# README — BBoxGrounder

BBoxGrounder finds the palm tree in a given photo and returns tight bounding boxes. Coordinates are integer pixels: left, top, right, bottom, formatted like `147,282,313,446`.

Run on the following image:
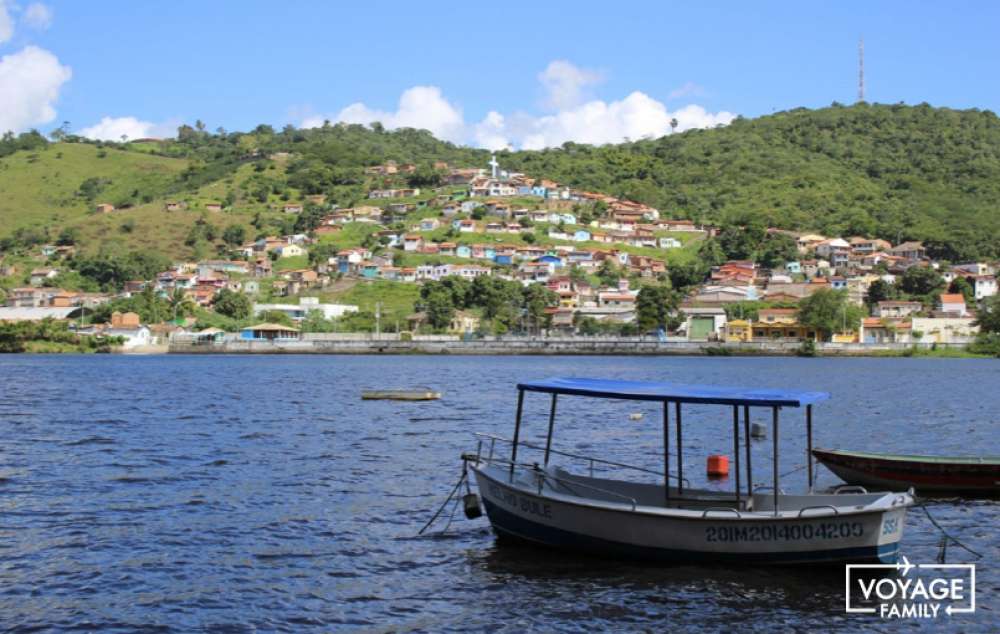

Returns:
169,288,196,322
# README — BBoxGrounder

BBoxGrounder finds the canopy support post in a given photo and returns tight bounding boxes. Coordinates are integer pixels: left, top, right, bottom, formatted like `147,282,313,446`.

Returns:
772,405,780,517
733,405,741,508
675,402,683,496
663,401,670,501
510,389,525,481
544,394,558,466
743,405,752,500
806,404,813,493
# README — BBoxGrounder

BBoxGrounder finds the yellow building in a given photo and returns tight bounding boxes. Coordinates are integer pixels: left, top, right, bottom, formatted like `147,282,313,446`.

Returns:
726,309,821,342
726,319,752,342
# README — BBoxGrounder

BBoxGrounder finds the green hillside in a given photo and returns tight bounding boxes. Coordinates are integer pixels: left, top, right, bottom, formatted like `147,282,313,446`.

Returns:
505,103,1000,260
1,103,1000,261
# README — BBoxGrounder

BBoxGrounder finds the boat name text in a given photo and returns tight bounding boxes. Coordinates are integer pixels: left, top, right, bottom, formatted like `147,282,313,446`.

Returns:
488,483,553,519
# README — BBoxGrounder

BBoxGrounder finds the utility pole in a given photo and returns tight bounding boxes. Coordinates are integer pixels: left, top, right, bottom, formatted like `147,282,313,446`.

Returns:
375,301,381,337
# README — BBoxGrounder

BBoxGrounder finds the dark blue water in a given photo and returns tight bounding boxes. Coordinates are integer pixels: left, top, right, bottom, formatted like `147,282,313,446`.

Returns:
0,355,996,632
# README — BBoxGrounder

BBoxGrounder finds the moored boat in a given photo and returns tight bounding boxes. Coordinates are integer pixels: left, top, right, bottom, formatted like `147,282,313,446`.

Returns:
361,389,441,401
813,448,1000,496
465,377,914,565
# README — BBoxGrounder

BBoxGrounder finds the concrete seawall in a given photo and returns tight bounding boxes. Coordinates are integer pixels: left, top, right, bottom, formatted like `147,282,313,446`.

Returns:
168,337,962,356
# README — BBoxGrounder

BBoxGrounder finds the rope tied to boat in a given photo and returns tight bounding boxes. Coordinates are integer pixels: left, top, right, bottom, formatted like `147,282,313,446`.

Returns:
917,502,983,561
418,461,470,536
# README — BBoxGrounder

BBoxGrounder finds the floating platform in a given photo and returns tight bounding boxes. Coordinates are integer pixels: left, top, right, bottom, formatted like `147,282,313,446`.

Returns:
361,390,441,401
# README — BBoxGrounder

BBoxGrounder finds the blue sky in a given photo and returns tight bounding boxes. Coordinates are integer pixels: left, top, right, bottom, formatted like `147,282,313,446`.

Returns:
2,1,999,148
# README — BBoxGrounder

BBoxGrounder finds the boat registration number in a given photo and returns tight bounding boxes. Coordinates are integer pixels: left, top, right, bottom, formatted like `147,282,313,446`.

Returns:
488,483,553,519
706,522,864,543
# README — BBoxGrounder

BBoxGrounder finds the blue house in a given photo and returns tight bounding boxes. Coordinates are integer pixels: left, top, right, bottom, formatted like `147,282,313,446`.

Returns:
494,254,513,265
456,245,472,258
786,261,802,274
537,254,565,269
574,229,592,242
483,247,496,260
531,185,548,198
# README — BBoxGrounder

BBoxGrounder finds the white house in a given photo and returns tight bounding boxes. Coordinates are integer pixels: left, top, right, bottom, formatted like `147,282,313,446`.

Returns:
974,275,997,300
105,325,152,350
276,244,306,258
253,298,358,321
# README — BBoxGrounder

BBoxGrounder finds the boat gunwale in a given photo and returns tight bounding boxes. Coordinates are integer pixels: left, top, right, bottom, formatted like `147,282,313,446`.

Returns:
473,462,910,523
814,448,1000,466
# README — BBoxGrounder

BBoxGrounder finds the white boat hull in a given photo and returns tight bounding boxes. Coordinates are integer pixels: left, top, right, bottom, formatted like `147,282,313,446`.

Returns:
473,465,909,565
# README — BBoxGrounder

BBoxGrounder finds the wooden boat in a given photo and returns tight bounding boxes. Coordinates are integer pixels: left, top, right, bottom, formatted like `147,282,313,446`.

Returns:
813,448,1000,495
361,389,441,401
464,377,913,565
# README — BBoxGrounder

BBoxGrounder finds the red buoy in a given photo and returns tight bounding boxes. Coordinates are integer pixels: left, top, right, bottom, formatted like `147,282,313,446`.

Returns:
707,454,729,477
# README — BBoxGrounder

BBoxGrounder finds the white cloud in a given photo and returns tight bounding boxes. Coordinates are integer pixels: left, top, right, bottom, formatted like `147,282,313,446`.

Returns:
23,3,53,30
299,61,735,149
0,1,13,44
538,60,603,110
477,94,735,150
0,45,71,133
79,116,161,141
78,116,180,141
304,85,466,143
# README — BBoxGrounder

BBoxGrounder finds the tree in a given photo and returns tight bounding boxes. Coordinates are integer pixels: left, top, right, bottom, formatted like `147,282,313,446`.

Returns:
213,289,252,320
407,163,444,188
222,224,247,247
757,233,798,269
422,286,455,330
717,222,766,260
697,238,727,267
899,266,944,297
974,295,1000,334
522,283,556,333
636,285,679,333
168,288,196,320
865,279,896,308
669,261,707,291
948,276,975,305
797,288,864,341
596,260,619,288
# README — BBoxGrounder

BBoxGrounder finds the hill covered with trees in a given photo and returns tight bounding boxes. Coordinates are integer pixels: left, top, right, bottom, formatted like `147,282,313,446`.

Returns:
2,102,1000,261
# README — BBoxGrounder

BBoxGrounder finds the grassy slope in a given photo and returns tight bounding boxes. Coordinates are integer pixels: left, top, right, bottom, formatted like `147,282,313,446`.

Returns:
0,142,187,235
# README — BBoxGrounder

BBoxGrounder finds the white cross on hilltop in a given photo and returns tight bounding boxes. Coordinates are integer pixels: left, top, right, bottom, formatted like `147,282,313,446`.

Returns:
489,154,499,179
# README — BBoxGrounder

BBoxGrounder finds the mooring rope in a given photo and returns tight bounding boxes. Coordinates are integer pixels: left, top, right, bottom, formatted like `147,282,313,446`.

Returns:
418,466,467,536
918,502,983,560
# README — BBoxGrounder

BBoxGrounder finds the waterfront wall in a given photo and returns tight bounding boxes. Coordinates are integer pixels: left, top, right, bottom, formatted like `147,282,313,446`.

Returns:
168,334,966,356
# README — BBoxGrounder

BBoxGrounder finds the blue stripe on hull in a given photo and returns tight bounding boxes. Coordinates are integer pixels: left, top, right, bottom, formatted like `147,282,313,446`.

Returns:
483,499,899,566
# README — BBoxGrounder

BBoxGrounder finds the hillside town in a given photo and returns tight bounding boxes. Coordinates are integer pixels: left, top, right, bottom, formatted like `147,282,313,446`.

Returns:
1,154,997,351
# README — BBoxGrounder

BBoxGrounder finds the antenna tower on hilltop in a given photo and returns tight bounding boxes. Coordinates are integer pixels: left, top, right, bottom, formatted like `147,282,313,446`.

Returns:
858,37,865,102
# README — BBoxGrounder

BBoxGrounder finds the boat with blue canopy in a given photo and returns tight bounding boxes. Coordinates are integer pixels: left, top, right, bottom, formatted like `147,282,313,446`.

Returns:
463,377,914,565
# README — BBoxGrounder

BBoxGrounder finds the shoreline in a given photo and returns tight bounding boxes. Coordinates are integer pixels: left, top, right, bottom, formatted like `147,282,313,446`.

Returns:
163,338,989,358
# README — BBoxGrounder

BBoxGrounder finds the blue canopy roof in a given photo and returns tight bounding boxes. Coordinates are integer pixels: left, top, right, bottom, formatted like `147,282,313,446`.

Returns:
517,377,829,408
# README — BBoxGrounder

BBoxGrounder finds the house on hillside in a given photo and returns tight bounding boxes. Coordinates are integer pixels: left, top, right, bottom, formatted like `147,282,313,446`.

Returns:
938,293,967,316
888,241,925,261
276,244,306,258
